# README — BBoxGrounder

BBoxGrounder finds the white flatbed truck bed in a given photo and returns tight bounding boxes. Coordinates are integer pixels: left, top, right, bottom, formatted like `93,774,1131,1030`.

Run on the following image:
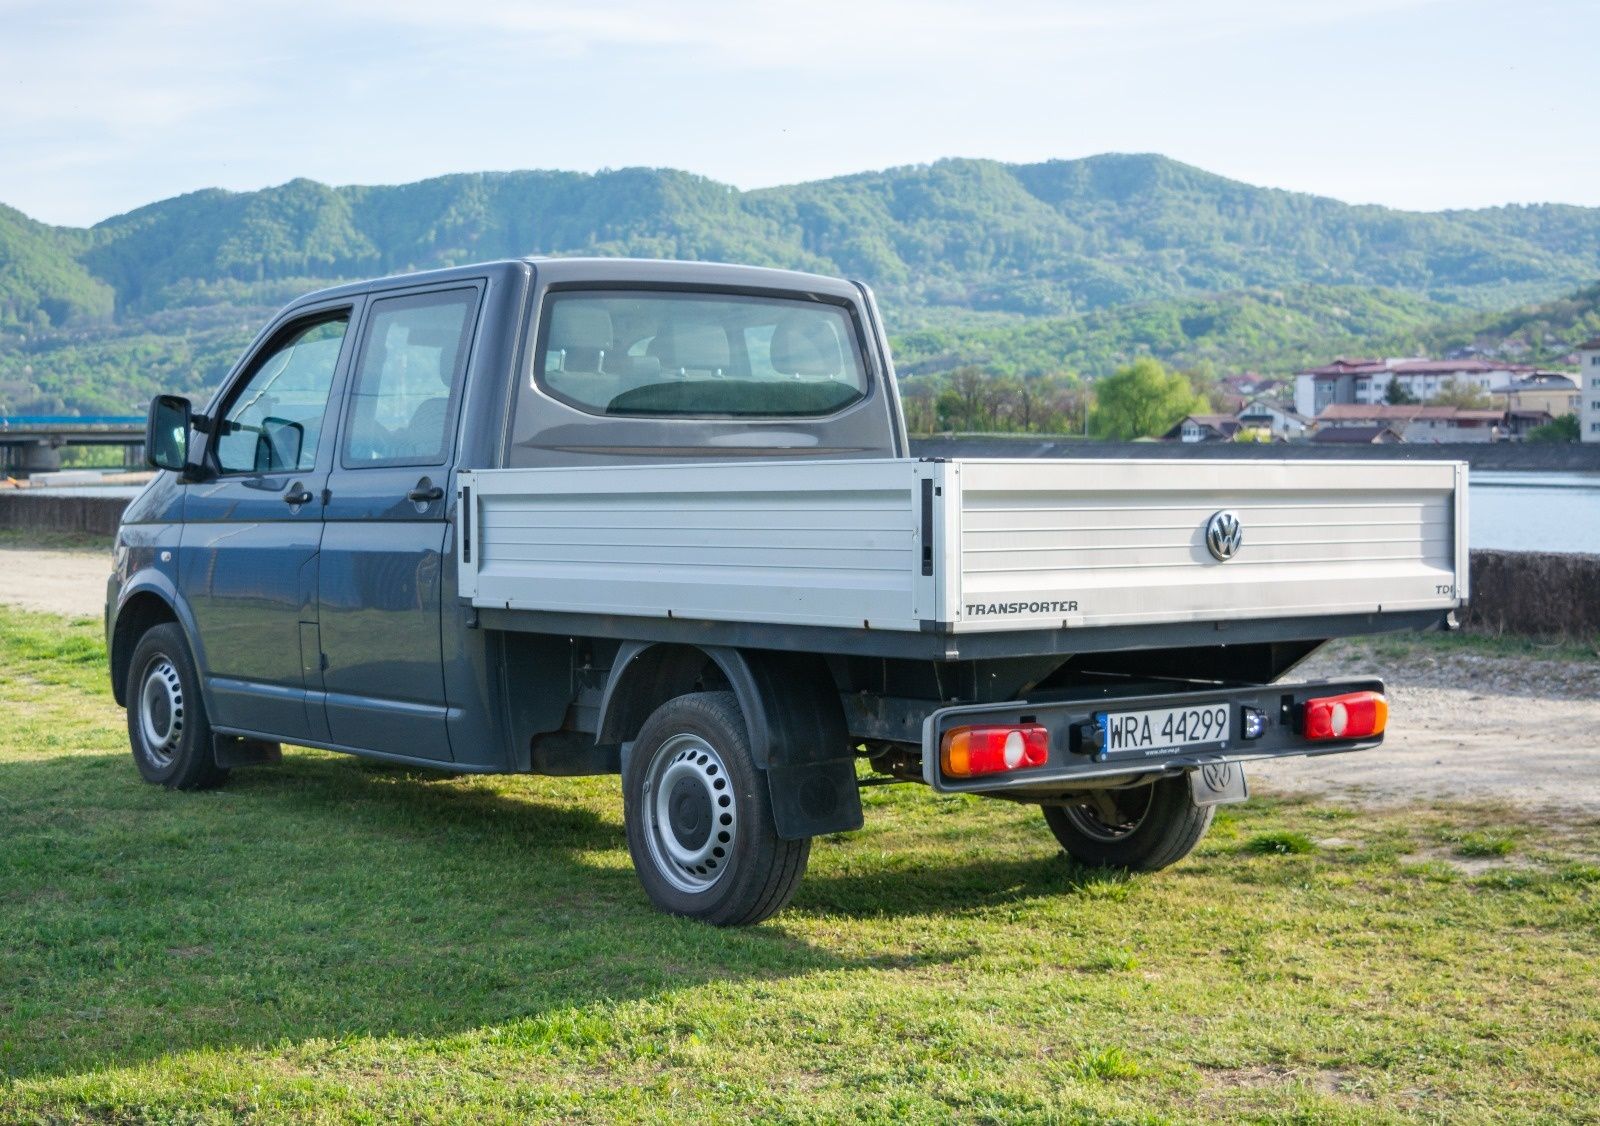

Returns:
458,456,1466,650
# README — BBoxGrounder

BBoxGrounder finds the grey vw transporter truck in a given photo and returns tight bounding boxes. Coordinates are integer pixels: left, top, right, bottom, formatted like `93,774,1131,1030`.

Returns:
110,258,1466,925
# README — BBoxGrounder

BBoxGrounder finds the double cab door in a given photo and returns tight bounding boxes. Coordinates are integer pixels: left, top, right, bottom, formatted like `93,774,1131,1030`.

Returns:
318,284,480,758
181,282,482,761
181,302,358,743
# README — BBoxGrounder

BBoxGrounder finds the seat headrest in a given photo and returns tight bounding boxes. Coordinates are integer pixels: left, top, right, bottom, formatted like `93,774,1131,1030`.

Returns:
652,320,730,371
548,303,614,352
770,315,845,376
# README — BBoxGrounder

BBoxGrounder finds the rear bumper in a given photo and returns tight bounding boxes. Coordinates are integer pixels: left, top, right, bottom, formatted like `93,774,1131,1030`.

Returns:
921,678,1385,795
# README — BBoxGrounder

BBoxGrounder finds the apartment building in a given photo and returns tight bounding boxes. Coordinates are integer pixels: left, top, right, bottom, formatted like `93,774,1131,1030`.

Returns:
1581,338,1600,442
1295,357,1533,417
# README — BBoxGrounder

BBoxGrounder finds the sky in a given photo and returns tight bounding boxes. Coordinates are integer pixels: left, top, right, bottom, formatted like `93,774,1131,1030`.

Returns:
2,0,1595,228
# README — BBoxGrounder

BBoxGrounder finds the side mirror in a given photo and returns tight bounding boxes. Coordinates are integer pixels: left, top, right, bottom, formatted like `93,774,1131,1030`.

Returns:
255,416,304,472
146,394,192,472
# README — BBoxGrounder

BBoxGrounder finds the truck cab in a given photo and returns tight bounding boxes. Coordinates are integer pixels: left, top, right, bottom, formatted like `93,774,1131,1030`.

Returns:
109,258,1463,925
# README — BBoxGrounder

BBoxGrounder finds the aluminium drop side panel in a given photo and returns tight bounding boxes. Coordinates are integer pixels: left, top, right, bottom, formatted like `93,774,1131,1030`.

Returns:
948,458,1464,634
458,455,1464,639
458,460,935,631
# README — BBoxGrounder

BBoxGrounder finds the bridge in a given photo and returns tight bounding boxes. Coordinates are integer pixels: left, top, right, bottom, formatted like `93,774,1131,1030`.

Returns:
0,416,146,475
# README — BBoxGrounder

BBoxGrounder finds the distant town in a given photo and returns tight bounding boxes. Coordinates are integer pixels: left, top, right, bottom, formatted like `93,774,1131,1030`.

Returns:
1165,337,1600,445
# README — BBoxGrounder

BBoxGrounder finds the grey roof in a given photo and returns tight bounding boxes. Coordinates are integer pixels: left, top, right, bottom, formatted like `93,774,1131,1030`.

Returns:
1491,373,1578,393
1311,425,1402,444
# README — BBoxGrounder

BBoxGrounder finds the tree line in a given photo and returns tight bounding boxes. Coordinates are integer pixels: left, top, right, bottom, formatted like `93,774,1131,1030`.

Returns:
900,356,1217,441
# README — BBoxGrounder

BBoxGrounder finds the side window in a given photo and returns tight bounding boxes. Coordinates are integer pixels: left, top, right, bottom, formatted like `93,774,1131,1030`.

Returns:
214,315,348,474
343,288,477,467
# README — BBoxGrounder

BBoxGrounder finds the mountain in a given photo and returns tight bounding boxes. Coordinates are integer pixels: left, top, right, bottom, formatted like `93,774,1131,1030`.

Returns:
0,204,113,328
3,153,1600,414
9,154,1600,327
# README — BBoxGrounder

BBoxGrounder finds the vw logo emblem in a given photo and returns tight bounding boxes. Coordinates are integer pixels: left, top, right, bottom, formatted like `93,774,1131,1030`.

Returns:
1201,761,1234,792
1205,510,1243,561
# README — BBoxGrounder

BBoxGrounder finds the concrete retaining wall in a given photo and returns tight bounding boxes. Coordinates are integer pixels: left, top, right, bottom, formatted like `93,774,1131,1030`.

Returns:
0,493,129,537
1466,550,1600,642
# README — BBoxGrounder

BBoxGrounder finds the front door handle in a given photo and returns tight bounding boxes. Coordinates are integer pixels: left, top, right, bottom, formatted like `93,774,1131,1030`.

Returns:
407,484,445,503
284,485,314,506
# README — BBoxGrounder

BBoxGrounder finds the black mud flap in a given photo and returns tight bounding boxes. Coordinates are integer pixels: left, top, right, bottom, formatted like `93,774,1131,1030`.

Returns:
728,649,863,840
765,758,864,840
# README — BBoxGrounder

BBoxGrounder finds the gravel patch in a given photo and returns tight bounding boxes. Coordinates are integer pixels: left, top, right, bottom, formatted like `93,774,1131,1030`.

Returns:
1256,638,1600,815
0,546,111,619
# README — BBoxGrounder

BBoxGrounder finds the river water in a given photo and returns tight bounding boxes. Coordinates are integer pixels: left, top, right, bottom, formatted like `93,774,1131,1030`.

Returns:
1470,472,1600,555
18,469,1600,555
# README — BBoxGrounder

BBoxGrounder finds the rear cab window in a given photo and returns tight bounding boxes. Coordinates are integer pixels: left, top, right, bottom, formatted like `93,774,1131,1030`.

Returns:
533,290,870,418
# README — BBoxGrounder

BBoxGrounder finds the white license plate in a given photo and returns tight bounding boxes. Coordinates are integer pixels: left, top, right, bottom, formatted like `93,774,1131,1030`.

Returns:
1100,703,1231,758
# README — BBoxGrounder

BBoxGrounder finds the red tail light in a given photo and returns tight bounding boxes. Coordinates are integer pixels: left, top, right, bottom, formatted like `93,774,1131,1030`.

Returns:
1302,691,1388,741
941,724,1050,777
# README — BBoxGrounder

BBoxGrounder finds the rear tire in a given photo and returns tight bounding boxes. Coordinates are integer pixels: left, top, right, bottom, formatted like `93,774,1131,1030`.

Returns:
623,691,809,926
1042,776,1212,871
125,623,228,791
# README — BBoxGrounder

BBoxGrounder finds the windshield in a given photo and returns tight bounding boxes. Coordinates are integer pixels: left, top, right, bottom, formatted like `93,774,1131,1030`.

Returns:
534,290,869,418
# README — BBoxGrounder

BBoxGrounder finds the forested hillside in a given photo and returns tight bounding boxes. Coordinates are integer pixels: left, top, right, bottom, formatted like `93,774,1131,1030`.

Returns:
891,284,1456,380
3,153,1599,415
0,206,112,328
895,281,1600,382
1411,280,1600,360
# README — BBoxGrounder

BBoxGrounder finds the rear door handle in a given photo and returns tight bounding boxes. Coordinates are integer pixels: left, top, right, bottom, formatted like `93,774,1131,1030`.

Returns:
408,485,444,503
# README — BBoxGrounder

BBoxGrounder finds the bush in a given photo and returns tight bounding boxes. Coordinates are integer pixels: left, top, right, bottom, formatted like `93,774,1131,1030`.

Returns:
1527,413,1579,443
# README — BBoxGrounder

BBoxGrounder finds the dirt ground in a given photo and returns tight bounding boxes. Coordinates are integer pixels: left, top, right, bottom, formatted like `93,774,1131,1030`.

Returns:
4,545,1596,815
1252,676,1600,816
0,545,112,618
1252,640,1600,815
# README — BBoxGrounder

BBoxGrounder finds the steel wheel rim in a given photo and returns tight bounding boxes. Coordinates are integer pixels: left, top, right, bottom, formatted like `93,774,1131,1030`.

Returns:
138,655,185,767
642,733,737,894
1062,786,1155,843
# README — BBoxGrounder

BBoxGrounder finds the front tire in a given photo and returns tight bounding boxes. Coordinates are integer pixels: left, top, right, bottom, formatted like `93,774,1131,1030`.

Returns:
1042,776,1213,871
623,692,809,926
125,623,228,791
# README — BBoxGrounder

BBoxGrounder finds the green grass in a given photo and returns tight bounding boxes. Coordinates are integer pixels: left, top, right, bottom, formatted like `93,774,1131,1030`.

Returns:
1441,830,1519,859
1243,830,1318,856
1,606,1598,1122
0,527,115,553
1356,628,1600,665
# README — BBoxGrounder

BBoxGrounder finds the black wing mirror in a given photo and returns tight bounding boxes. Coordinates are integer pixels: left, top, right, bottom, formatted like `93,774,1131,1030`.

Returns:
146,394,192,472
255,416,304,472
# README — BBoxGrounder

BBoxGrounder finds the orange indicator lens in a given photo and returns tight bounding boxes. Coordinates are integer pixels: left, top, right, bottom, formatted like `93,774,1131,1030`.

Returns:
940,724,1050,777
